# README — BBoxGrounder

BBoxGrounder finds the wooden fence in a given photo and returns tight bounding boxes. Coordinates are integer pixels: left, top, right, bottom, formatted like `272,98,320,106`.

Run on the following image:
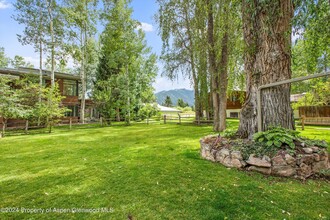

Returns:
299,106,330,127
299,106,330,117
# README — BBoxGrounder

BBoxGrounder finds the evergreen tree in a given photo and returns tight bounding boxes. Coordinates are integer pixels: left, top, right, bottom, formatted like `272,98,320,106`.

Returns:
163,96,173,107
0,47,10,67
93,0,157,124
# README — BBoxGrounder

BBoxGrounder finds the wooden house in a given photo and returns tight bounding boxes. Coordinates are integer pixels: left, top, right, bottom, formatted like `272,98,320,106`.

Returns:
0,67,82,128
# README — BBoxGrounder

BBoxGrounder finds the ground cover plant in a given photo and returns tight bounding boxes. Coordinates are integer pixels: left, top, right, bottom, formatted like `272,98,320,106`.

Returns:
0,120,329,219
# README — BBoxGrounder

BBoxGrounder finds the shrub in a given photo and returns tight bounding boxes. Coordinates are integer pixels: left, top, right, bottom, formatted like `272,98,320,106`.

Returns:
222,129,237,138
253,126,328,150
253,127,299,149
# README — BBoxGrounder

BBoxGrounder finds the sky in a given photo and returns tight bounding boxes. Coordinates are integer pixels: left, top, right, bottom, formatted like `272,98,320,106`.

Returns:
0,0,192,92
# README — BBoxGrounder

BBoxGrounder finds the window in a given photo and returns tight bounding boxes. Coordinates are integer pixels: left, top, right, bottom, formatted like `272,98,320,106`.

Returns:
63,80,77,96
230,112,239,118
65,105,79,117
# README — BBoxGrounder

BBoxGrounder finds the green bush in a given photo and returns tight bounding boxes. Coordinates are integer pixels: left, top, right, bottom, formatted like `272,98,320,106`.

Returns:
222,129,237,138
253,127,299,149
253,126,328,150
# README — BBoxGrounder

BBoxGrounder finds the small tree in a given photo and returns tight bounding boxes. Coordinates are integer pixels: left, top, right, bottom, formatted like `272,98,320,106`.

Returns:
139,103,159,124
163,96,173,107
35,84,68,133
177,98,188,108
292,80,330,110
0,47,10,68
0,77,31,137
11,55,34,68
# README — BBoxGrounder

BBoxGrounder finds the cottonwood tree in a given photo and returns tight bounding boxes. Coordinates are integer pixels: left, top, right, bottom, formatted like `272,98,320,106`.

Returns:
294,0,330,74
291,1,330,93
156,0,242,129
206,0,241,131
237,0,294,139
156,0,204,123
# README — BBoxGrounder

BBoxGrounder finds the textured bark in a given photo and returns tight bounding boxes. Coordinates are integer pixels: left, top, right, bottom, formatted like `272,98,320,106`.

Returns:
193,77,201,124
207,0,229,132
237,0,295,139
47,0,55,88
207,0,219,131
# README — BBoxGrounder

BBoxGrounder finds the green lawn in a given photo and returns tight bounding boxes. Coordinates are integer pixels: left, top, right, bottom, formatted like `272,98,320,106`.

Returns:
0,120,329,219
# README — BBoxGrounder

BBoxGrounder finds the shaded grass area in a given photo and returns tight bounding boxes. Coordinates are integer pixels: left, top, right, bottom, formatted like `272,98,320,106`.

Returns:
0,120,329,219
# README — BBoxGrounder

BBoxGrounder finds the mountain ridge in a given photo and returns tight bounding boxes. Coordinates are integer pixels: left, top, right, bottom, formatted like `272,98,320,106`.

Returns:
155,89,194,106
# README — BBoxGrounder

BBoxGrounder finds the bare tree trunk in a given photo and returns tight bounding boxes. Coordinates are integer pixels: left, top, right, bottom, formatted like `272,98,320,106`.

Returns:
116,107,121,122
80,29,86,124
218,31,229,131
2,119,7,137
237,0,294,139
47,0,55,89
207,0,221,131
39,1,43,97
193,83,201,124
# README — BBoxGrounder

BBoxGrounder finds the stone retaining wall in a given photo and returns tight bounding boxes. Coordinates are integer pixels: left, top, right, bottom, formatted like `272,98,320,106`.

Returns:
200,136,330,179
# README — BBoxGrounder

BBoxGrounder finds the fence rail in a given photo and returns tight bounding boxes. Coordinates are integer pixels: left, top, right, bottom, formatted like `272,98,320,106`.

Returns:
0,114,217,137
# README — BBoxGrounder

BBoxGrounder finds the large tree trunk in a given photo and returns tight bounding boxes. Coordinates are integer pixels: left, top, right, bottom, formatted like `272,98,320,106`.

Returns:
237,0,295,139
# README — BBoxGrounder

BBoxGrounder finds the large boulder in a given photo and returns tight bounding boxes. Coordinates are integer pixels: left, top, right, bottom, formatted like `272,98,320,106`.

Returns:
246,155,271,168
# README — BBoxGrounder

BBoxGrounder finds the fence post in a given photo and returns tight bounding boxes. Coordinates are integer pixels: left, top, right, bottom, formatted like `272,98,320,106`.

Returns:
69,118,72,130
178,113,181,124
164,115,166,124
301,115,305,131
100,117,103,126
25,120,29,134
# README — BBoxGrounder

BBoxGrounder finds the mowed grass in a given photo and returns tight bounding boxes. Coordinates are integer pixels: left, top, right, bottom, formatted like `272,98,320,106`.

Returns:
0,120,329,219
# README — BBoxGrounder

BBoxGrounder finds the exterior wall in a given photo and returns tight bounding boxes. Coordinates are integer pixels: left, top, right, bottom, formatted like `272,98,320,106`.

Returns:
227,91,246,110
293,110,299,119
226,109,241,118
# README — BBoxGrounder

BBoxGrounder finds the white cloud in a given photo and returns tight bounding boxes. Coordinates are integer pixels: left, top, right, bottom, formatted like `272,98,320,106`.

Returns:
22,56,43,68
0,0,11,9
136,22,154,32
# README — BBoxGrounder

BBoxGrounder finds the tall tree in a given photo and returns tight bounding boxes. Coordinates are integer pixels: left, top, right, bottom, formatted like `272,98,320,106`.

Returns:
156,0,204,123
13,0,47,89
61,0,98,123
163,96,173,107
293,0,330,73
237,0,294,139
94,0,157,124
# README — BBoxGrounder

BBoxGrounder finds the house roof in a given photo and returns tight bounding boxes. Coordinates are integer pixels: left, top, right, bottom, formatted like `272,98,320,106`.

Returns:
0,67,80,81
157,104,182,112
